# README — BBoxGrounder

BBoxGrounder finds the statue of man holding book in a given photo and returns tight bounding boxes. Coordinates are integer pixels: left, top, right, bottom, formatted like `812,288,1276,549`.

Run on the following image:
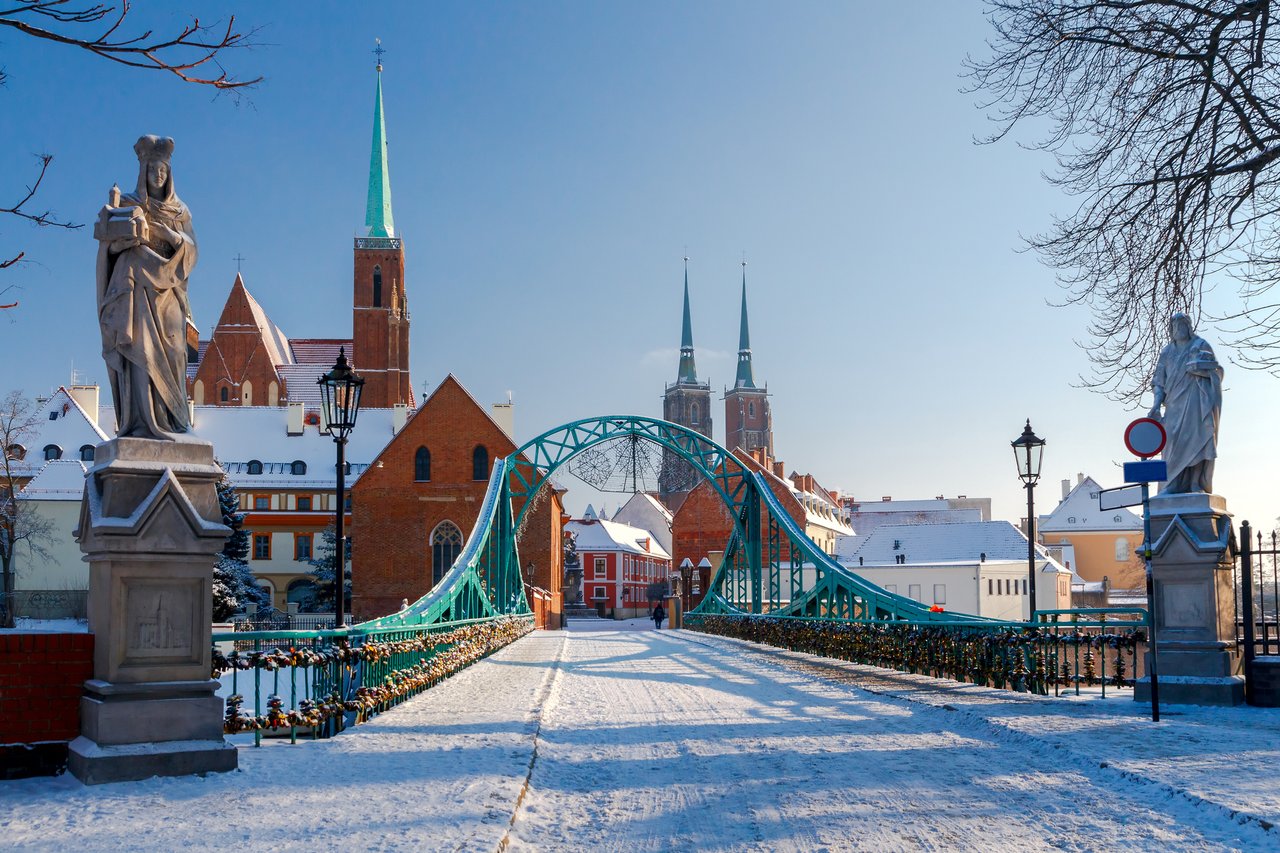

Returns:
1147,312,1223,494
94,135,198,440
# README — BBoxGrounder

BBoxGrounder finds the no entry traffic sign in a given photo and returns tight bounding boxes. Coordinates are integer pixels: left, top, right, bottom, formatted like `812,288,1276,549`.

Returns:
1124,417,1166,459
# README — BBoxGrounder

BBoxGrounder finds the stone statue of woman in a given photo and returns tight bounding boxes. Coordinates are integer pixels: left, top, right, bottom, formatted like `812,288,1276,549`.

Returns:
1147,312,1223,494
94,135,197,440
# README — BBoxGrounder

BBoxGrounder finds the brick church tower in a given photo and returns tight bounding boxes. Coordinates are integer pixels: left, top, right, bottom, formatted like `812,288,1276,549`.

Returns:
723,263,772,456
659,260,712,505
352,56,413,409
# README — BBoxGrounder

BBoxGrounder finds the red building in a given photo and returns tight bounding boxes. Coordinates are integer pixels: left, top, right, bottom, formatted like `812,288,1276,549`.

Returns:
351,375,566,623
565,517,671,619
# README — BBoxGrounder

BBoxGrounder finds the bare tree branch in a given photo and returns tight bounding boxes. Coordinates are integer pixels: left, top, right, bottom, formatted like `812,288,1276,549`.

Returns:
0,1,261,90
967,0,1280,402
2,154,79,229
0,389,57,626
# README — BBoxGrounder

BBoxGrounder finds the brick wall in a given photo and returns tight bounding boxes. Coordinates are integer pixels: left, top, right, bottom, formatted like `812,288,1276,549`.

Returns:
352,375,564,622
0,632,92,745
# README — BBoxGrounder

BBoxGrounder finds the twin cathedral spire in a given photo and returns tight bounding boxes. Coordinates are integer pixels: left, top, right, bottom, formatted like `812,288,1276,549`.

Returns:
659,260,774,504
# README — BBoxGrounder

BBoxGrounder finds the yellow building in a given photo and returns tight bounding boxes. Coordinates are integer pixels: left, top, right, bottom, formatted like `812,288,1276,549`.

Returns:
1038,475,1145,589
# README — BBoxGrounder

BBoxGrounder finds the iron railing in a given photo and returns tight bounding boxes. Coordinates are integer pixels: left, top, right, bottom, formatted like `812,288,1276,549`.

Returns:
686,606,1148,697
212,614,533,746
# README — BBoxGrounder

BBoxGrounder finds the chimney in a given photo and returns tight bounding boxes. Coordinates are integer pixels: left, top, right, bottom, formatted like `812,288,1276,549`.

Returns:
69,385,99,427
1061,479,1071,500
392,402,409,435
772,461,785,478
491,399,515,439
1077,472,1084,485
882,496,892,502
287,401,305,435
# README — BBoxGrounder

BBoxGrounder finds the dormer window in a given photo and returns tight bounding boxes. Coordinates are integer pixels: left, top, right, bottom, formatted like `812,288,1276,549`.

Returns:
79,445,95,462
290,460,307,476
43,444,62,461
5,444,25,461
247,460,263,475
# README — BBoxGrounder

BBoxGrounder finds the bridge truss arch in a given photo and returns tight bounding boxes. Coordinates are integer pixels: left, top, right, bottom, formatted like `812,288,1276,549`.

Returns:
362,416,984,633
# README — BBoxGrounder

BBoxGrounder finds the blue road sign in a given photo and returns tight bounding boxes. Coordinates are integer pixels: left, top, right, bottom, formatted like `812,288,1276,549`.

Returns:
1123,459,1167,483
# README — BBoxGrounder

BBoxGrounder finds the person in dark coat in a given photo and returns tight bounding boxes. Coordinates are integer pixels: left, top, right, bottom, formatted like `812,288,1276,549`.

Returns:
652,603,665,630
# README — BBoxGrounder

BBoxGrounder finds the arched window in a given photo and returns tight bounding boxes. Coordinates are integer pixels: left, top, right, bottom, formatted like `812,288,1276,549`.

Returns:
414,446,431,481
287,579,317,612
690,403,699,425
193,380,205,405
472,445,489,481
290,460,307,476
431,521,463,586
79,445,95,462
373,265,383,307
247,460,263,475
6,444,26,461
241,380,253,406
748,401,755,417
43,444,62,461
220,386,229,402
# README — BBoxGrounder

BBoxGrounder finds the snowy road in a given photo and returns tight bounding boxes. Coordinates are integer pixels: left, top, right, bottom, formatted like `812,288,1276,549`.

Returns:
5,621,1280,851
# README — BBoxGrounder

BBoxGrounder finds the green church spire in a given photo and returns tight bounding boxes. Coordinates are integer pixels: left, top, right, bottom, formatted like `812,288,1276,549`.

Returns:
735,261,756,389
365,43,395,239
677,257,698,384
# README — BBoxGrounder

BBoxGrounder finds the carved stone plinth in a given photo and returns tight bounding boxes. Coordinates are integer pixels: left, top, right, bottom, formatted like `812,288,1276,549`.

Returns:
1134,493,1245,707
68,437,236,784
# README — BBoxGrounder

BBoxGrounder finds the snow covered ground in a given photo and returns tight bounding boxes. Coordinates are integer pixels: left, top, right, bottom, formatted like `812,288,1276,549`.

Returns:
4,619,1279,851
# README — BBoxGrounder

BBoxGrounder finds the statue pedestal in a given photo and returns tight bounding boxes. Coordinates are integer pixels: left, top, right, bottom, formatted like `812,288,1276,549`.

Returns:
68,437,236,784
1134,492,1245,707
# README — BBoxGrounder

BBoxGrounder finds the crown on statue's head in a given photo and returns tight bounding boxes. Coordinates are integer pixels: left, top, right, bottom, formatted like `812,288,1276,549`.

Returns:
133,135,175,162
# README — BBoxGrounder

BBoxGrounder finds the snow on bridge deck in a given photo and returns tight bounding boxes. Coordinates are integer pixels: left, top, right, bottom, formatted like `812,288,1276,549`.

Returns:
6,622,1279,851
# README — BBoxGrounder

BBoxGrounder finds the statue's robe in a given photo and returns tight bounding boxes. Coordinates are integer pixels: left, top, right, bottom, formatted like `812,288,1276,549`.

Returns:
95,170,196,440
1152,334,1222,494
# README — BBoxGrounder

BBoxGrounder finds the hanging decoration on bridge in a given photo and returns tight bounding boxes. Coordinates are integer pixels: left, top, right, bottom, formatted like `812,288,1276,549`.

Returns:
564,434,667,493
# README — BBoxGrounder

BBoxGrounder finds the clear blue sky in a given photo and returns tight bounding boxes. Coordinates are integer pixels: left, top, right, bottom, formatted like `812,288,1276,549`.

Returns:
1,1,1275,529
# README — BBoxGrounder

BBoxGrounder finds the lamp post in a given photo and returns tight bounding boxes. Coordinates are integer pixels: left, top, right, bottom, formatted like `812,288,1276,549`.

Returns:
679,557,693,614
318,347,364,629
1011,419,1045,621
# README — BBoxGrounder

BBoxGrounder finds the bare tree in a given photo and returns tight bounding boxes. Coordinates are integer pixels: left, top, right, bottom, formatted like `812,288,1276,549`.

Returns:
967,1,1280,402
0,391,57,627
1,1,260,309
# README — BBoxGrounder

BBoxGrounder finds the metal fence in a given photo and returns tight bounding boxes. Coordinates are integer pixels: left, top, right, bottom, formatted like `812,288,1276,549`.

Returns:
1236,521,1280,661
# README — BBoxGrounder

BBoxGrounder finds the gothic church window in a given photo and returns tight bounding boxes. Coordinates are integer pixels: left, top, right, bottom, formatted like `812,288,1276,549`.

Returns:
373,265,383,307
691,403,699,425
748,401,755,417
473,445,489,481
220,386,229,402
415,447,431,481
431,521,463,585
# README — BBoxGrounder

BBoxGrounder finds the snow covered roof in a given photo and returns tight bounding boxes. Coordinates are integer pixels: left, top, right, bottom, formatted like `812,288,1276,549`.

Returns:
188,404,399,489
565,518,671,560
17,459,88,500
1039,475,1142,533
239,280,294,369
846,499,952,513
847,520,1068,573
6,388,109,481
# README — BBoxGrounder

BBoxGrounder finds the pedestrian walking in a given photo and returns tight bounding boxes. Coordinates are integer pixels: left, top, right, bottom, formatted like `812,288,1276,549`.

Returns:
652,603,665,630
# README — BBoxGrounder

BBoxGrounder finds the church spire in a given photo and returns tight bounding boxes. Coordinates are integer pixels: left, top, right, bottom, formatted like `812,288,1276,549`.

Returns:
365,40,395,239
734,261,755,389
677,257,698,384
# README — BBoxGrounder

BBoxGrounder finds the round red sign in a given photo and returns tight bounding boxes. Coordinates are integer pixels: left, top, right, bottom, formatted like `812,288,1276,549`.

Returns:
1124,417,1166,459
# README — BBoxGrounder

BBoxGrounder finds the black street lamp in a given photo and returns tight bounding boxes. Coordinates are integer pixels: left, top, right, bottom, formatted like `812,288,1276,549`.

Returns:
318,347,364,628
1011,419,1045,621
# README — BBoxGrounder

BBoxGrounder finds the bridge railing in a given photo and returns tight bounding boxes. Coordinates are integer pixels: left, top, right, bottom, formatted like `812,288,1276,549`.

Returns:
686,607,1148,697
211,614,533,746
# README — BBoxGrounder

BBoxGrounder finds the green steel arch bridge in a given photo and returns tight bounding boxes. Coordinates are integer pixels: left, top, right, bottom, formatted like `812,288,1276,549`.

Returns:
360,415,976,631
215,416,1149,742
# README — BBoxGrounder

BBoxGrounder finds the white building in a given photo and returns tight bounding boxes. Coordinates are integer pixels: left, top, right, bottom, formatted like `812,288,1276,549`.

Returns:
841,520,1072,620
612,492,674,555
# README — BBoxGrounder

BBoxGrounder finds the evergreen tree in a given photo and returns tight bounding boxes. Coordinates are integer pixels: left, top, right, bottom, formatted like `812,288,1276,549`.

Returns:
307,524,351,613
212,471,269,621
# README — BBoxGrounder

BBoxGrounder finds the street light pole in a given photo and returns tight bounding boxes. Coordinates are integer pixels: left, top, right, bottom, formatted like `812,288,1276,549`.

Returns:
318,347,364,629
1011,419,1046,622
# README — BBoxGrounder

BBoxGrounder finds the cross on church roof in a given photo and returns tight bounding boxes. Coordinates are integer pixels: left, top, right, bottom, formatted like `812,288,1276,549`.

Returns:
373,38,386,70
233,253,246,272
